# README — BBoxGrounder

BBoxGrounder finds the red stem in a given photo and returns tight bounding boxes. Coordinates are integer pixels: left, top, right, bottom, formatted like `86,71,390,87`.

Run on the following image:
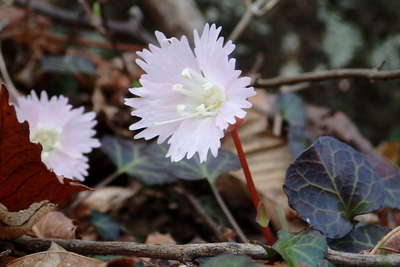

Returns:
230,128,276,245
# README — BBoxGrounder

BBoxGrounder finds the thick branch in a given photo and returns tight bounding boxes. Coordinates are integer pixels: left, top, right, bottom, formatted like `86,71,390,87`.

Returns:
12,237,400,266
13,237,267,263
255,69,400,88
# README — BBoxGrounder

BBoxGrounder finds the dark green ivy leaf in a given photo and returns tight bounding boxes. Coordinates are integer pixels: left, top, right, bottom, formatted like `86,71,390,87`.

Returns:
277,92,306,127
273,230,328,267
90,210,121,241
200,254,260,267
328,223,390,253
367,154,400,209
146,142,241,184
101,136,177,185
284,136,384,238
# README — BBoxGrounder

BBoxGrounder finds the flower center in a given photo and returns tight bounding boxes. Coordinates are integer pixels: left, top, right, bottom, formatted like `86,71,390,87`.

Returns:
155,68,225,125
31,128,61,158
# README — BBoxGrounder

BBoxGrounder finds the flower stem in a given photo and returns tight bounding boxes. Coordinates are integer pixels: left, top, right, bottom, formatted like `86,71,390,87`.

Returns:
208,180,248,243
230,128,276,245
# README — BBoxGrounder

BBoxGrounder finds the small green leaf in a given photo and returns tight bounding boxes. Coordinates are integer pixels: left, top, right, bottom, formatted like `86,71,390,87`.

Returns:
273,230,328,267
329,223,391,253
92,2,101,18
256,202,270,227
101,136,177,185
201,254,260,267
277,92,306,127
146,142,241,184
284,136,384,238
90,210,120,241
132,80,142,88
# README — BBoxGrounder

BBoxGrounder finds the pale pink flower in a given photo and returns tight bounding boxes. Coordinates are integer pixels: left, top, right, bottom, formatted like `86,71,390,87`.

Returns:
15,91,100,181
125,24,255,162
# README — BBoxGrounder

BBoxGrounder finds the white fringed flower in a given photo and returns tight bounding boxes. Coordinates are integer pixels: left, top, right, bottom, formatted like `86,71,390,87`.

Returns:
125,24,255,162
15,91,100,181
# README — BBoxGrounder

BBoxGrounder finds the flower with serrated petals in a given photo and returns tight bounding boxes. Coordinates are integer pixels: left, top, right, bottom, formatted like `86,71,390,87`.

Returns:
125,24,255,162
15,91,100,181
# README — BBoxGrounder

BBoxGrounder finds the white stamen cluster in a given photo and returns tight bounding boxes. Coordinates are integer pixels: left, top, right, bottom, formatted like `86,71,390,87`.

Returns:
156,68,225,125
31,127,61,159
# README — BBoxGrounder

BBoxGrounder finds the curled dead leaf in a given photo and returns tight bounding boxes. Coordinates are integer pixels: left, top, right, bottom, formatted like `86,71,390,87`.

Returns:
32,211,77,239
0,201,55,240
75,186,137,219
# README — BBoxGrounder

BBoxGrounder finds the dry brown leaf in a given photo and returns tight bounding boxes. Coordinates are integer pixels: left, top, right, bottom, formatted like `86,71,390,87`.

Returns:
145,232,176,245
0,201,55,240
370,225,400,254
75,187,136,219
7,249,105,267
32,211,77,239
223,90,304,231
307,106,376,155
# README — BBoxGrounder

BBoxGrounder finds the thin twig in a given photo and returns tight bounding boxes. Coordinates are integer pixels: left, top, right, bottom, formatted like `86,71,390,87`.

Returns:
208,181,248,243
77,0,106,34
229,0,280,42
174,185,226,242
12,236,400,266
255,68,400,88
0,42,20,102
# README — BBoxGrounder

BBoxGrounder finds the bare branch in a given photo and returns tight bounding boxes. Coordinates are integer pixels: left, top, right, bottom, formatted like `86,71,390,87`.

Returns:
229,0,281,42
14,237,268,263
255,69,400,88
12,236,400,266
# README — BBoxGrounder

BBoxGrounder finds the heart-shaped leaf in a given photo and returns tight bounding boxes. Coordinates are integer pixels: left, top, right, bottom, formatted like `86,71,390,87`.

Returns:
284,136,384,238
328,223,390,253
101,136,177,185
273,230,328,267
0,85,89,212
367,154,400,209
146,142,241,184
200,254,260,267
